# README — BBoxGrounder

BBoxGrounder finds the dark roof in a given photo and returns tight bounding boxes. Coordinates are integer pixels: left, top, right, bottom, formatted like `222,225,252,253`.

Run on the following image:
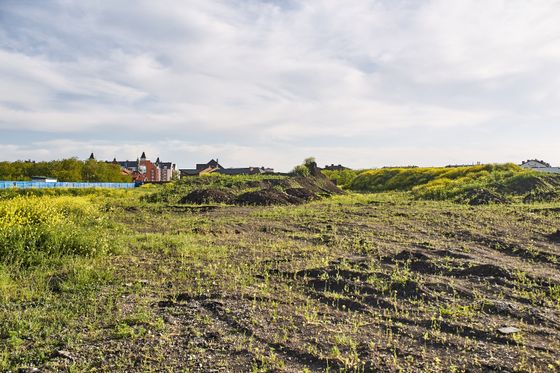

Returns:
89,153,95,160
216,167,272,175
179,169,200,176
118,160,139,169
323,164,349,171
159,162,173,168
140,152,146,160
196,159,223,170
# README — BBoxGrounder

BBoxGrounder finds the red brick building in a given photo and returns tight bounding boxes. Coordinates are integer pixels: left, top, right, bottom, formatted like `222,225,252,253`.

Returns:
138,152,160,182
113,152,176,182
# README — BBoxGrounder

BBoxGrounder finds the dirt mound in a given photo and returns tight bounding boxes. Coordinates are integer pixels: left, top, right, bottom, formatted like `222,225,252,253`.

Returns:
501,175,550,195
462,189,509,205
294,176,344,196
235,188,302,206
177,175,343,206
523,190,560,204
245,179,292,189
179,189,235,204
285,187,319,201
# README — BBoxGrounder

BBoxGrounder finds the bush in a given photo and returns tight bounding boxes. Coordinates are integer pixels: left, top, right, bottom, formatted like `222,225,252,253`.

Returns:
292,164,310,177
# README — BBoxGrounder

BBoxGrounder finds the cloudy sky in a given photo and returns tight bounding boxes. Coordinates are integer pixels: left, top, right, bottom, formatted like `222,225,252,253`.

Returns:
1,0,559,170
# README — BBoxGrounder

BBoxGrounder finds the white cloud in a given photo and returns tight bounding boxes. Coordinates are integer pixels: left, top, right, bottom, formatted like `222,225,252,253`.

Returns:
1,0,560,169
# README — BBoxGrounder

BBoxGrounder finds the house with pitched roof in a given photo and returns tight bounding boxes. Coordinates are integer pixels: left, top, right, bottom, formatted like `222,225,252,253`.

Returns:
180,159,223,177
113,152,175,182
520,159,560,174
180,159,274,177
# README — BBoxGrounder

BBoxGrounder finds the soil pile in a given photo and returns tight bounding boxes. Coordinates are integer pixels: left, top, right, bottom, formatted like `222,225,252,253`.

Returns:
179,189,235,204
235,188,302,206
245,179,292,189
175,171,343,206
500,175,551,195
294,176,343,195
523,190,560,203
462,188,509,205
285,187,319,201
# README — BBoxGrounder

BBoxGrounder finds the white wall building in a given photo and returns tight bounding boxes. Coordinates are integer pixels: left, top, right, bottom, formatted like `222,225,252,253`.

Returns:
520,159,560,174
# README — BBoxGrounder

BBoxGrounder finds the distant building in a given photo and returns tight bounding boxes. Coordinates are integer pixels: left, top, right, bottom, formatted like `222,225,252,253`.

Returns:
113,152,175,182
323,164,349,171
180,159,274,177
196,159,223,171
155,157,176,181
180,159,223,177
520,159,560,173
138,152,160,182
216,167,274,175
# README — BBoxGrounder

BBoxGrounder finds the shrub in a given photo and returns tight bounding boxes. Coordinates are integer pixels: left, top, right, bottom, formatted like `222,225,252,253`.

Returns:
292,164,310,177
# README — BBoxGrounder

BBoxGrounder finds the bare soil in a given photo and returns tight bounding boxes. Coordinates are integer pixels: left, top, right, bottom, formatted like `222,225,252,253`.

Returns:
179,188,236,204
36,194,560,372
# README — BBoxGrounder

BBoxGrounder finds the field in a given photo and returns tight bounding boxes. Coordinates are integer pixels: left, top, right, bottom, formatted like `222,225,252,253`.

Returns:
1,175,560,372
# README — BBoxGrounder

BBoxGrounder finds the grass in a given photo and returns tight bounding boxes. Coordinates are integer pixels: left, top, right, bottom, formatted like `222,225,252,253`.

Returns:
349,163,522,193
1,178,560,371
334,163,560,204
0,195,117,267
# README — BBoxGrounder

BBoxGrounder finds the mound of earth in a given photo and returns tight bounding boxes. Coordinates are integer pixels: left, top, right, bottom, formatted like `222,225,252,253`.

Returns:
462,188,509,205
235,188,302,206
179,189,235,204
293,176,344,196
500,175,551,195
523,190,560,204
285,187,319,201
245,179,292,189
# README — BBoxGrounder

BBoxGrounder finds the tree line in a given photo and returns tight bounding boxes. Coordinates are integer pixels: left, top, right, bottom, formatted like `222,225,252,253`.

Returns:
0,158,132,182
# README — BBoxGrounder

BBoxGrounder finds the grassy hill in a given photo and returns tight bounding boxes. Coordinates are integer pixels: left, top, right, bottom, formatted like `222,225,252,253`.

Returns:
326,164,560,204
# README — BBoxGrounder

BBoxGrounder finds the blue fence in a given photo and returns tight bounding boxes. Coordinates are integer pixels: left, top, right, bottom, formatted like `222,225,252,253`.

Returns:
0,181,137,189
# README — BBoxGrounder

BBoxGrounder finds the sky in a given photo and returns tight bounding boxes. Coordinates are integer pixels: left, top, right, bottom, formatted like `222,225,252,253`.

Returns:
1,0,560,171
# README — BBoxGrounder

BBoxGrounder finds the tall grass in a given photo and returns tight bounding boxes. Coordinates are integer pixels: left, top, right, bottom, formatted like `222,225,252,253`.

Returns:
349,164,526,198
322,169,363,188
0,196,114,267
0,187,132,200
